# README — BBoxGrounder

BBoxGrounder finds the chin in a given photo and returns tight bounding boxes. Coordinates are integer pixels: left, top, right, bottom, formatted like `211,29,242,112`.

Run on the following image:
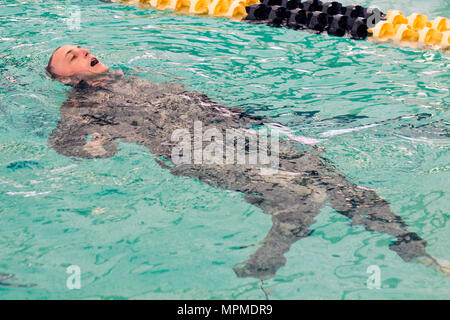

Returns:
98,67,109,74
91,63,109,74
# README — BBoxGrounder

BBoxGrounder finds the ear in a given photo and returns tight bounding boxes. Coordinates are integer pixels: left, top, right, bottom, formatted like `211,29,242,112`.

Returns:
58,76,79,86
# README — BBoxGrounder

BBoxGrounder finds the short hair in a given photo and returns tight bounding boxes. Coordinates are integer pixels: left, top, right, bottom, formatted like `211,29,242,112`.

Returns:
45,46,61,79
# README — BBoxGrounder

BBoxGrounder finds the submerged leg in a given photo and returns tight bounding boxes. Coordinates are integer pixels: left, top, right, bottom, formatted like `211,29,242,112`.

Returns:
232,170,327,279
324,172,450,276
233,208,320,280
167,151,330,280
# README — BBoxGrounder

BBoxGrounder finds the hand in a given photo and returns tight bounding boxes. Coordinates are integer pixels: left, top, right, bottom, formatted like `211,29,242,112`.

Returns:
82,132,109,157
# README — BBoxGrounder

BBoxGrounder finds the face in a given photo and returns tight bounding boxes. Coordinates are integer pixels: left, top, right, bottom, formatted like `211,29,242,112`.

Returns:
49,45,109,78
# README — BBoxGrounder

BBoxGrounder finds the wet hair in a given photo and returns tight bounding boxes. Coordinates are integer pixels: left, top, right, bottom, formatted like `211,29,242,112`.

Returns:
45,46,61,79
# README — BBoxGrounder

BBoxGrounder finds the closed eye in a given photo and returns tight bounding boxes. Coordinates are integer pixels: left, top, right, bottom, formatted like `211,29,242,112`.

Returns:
71,55,77,61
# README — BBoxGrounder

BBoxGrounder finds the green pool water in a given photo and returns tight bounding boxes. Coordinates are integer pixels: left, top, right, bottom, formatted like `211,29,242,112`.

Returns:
0,0,449,299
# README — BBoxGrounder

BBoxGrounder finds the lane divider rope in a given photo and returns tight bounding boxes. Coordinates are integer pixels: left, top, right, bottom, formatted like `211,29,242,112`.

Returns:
368,11,449,50
111,0,450,51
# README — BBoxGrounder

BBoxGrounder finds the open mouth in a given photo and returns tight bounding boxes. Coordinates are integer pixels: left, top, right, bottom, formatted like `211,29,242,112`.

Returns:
90,57,99,67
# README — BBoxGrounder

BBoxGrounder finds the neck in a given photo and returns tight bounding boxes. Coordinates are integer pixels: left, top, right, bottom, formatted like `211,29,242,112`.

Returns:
59,70,118,87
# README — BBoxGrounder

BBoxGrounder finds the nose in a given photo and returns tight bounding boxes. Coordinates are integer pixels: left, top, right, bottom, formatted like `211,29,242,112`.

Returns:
76,47,91,58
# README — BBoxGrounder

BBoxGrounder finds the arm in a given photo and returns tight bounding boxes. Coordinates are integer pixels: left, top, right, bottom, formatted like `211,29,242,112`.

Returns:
48,101,119,159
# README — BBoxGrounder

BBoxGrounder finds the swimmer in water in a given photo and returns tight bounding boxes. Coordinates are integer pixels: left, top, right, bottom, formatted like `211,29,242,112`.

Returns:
45,45,450,279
